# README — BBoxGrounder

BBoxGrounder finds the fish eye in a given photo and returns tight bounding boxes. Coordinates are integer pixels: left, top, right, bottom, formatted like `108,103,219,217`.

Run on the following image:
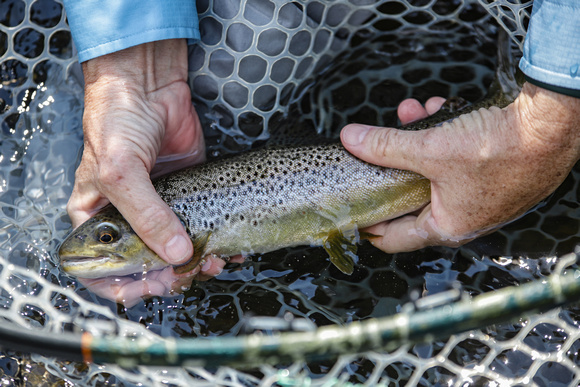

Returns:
96,222,120,244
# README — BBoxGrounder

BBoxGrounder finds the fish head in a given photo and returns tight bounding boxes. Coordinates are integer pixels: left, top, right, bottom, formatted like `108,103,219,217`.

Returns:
58,205,168,278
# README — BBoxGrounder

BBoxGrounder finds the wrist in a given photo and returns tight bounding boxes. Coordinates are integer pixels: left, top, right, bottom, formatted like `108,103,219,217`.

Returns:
81,39,188,93
514,82,580,161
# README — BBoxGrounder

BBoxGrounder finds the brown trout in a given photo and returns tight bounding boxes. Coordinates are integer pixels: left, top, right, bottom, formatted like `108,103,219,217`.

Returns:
58,143,430,278
59,34,521,279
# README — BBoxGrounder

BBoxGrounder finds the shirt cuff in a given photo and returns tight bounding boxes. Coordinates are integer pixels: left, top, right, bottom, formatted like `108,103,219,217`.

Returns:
519,0,580,92
63,0,200,63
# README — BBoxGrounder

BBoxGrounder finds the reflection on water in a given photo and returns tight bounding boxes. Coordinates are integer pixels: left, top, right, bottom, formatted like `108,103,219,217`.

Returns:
2,0,580,385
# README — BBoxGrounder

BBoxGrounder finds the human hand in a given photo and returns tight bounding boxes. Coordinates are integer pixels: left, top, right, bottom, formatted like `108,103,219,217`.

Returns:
67,39,240,305
77,255,244,307
341,83,580,252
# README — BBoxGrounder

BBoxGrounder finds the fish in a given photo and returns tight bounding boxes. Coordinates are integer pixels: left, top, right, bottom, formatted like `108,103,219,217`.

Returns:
59,32,522,279
58,143,431,278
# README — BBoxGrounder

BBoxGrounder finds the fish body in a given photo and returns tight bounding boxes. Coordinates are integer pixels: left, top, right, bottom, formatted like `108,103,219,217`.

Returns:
159,142,430,264
59,143,430,278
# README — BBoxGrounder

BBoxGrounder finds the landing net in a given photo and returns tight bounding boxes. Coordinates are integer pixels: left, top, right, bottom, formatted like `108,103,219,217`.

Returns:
6,1,580,386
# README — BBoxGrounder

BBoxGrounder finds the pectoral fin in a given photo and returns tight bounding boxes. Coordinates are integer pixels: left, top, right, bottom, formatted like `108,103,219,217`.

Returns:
359,230,381,241
173,231,212,274
322,229,358,275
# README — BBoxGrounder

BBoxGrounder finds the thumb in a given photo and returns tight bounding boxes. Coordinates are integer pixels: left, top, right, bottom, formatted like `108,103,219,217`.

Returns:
340,124,426,173
104,171,193,266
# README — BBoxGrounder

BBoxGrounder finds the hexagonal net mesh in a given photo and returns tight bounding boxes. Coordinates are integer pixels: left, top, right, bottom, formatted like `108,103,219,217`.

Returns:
7,1,580,386
191,0,532,155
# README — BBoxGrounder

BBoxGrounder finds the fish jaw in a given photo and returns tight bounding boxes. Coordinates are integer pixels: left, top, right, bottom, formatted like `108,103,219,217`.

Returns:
59,252,168,278
58,205,169,278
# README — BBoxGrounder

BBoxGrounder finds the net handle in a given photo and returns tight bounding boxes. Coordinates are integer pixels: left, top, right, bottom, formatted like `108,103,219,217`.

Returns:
4,254,578,368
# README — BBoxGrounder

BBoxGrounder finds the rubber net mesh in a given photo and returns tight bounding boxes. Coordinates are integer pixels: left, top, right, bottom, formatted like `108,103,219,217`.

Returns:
6,0,580,386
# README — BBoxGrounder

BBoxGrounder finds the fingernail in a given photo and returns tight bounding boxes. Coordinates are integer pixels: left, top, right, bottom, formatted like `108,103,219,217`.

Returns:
202,259,212,272
165,235,192,264
342,125,370,146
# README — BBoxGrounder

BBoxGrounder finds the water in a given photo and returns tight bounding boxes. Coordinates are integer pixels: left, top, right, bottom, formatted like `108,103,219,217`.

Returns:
3,0,580,385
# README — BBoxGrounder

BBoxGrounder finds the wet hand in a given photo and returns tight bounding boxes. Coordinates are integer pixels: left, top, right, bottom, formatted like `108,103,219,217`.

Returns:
78,255,245,307
67,39,210,304
341,84,580,253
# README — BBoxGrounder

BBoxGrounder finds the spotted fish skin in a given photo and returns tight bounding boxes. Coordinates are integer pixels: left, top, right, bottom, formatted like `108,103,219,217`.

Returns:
154,142,430,259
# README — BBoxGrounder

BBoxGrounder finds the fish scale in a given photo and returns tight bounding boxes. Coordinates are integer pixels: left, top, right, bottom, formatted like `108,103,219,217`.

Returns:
58,142,431,279
154,142,431,260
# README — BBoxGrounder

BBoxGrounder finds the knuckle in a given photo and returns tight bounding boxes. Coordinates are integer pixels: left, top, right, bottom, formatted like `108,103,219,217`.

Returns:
97,164,125,187
370,129,396,159
95,150,138,187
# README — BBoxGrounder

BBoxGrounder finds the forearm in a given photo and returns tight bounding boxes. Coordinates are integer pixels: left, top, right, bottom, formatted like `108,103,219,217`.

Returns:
82,39,189,96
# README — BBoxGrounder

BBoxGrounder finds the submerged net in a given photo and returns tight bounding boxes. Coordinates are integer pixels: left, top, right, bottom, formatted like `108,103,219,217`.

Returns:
7,0,580,386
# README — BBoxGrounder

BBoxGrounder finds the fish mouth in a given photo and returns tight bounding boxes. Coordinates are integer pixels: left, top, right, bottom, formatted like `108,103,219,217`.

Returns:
60,255,110,264
59,254,128,266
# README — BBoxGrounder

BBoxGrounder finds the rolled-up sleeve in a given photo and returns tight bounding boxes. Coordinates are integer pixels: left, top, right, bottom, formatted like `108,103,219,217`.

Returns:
519,0,580,94
63,0,200,63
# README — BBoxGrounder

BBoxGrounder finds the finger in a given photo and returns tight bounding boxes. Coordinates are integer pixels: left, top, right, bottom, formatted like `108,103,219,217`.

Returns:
425,97,446,115
78,276,164,308
196,255,226,281
99,165,193,265
340,124,427,173
153,266,196,294
397,99,429,125
195,255,245,281
67,191,110,228
67,163,112,228
362,204,472,253
115,280,168,307
80,266,194,307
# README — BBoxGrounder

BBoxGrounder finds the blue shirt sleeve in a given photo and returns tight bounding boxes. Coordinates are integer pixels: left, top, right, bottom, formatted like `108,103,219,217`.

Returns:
62,0,200,63
519,0,580,93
